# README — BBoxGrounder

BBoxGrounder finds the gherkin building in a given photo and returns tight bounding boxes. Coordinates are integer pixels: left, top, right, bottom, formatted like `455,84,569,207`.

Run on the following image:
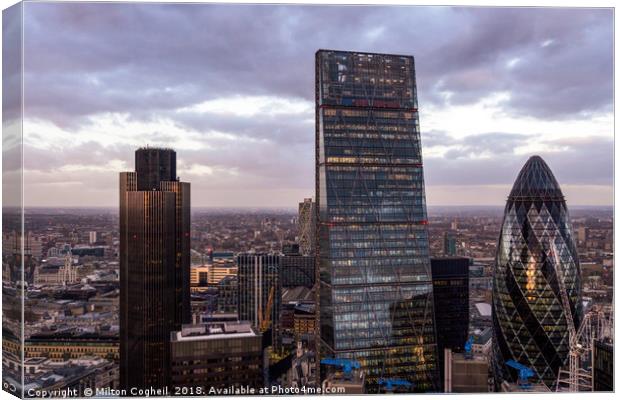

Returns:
492,155,582,388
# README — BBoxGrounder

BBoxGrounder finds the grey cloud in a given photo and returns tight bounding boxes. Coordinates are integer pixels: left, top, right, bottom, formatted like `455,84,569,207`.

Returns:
423,132,613,187
2,4,23,123
12,4,613,206
22,4,612,125
23,141,132,172
170,111,314,146
420,130,452,148
444,132,529,159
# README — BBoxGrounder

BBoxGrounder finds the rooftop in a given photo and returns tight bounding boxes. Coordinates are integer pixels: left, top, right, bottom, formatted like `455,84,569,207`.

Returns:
475,302,492,317
171,322,257,342
282,286,314,303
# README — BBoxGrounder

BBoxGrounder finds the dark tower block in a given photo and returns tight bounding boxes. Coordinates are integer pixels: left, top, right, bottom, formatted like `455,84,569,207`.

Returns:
120,148,190,391
135,147,177,191
316,50,439,393
492,155,582,388
431,256,470,391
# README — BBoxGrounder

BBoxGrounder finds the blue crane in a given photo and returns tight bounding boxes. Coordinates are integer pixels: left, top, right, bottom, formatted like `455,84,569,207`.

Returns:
464,336,474,359
320,358,361,379
378,378,413,392
505,359,535,389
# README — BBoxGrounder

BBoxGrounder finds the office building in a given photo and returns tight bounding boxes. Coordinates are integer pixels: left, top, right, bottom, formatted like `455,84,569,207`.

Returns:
190,262,237,288
471,327,493,357
170,322,263,390
217,276,238,314
119,147,190,390
443,232,457,256
208,259,237,284
322,368,365,394
280,244,315,288
444,349,490,393
21,357,119,398
316,49,439,392
293,303,316,341
593,339,613,391
190,265,210,289
576,226,588,243
431,256,469,390
3,334,119,362
280,286,315,347
492,155,582,387
237,253,280,343
298,198,316,256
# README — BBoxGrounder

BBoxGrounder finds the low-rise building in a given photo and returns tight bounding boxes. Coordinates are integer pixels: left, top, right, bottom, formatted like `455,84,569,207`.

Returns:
322,368,365,395
170,322,263,391
444,349,490,393
293,304,316,340
472,327,492,356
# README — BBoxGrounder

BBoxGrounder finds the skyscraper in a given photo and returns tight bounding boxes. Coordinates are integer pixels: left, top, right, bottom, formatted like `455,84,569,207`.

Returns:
492,155,582,387
280,244,315,288
316,49,439,392
237,253,281,345
119,147,190,390
430,256,470,390
443,232,457,256
298,198,316,256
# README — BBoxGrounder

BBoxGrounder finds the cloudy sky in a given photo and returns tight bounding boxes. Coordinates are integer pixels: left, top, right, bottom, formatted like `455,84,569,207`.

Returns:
7,3,614,207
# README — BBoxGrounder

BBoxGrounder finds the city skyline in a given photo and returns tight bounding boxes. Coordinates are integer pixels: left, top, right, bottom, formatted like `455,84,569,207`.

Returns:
2,2,614,397
4,4,613,207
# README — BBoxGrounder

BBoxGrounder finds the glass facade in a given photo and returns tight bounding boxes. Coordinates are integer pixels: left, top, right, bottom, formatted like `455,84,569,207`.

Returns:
430,257,470,390
316,50,439,392
119,148,191,391
237,254,281,345
492,156,582,388
170,325,263,390
593,339,613,391
280,245,315,288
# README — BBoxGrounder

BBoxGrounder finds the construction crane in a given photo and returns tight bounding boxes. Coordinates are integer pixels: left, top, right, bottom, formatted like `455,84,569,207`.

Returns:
258,286,275,332
378,378,412,393
555,307,611,392
506,360,535,389
548,246,585,392
549,247,613,392
320,358,361,380
464,336,474,359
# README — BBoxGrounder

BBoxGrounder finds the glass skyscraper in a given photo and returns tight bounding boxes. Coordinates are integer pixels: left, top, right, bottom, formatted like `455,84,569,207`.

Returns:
298,198,316,257
430,256,470,390
315,49,439,392
237,253,281,345
119,148,191,391
492,155,582,388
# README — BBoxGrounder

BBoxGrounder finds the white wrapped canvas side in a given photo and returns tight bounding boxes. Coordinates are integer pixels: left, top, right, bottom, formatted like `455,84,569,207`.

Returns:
3,2,25,399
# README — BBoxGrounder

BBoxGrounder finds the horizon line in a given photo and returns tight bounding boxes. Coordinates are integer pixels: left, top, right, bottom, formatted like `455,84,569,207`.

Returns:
13,204,614,210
